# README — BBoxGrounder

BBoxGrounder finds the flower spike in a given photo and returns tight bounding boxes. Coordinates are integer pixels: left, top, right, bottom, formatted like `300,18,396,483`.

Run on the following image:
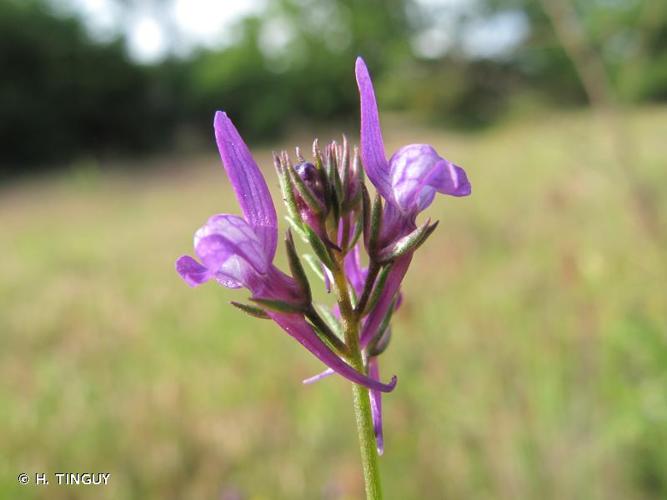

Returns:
176,57,471,476
178,111,401,395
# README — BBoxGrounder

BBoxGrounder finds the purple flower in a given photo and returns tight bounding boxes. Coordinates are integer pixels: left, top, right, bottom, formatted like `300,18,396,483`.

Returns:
352,58,472,451
355,57,470,221
354,57,471,348
176,111,396,393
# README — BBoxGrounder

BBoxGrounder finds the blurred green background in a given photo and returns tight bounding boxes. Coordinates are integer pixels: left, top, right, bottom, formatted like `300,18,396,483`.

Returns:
1,0,666,498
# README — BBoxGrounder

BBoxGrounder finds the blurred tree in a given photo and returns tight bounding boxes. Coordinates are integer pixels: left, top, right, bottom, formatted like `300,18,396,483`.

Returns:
0,0,181,173
1,0,665,174
186,0,417,141
477,0,667,104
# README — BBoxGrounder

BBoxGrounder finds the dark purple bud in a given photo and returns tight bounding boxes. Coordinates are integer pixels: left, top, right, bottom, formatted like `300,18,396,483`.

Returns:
286,159,328,239
294,162,326,206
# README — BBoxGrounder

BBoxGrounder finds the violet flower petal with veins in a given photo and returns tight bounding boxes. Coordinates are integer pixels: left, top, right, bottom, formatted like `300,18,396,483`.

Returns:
355,57,471,220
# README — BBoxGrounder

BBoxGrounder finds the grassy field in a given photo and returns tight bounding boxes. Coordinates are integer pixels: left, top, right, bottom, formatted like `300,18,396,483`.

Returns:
1,107,666,499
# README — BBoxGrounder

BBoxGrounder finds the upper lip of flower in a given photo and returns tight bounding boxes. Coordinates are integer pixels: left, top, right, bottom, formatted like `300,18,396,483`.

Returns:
213,111,279,261
355,57,471,217
176,111,397,393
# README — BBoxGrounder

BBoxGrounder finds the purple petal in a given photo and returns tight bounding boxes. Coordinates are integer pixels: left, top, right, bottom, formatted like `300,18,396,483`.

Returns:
269,312,398,393
355,57,393,203
360,253,412,348
389,144,471,214
195,214,269,273
190,214,270,289
368,357,384,455
344,244,367,296
378,201,418,251
250,265,306,306
194,235,251,288
435,162,471,197
214,111,278,260
175,255,211,287
302,368,335,385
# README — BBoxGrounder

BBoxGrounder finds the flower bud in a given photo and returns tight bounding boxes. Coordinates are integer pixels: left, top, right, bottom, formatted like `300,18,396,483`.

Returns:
326,138,363,213
294,161,326,208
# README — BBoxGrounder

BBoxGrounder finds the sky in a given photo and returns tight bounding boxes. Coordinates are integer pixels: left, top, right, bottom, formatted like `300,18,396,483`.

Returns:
56,0,265,62
53,0,528,63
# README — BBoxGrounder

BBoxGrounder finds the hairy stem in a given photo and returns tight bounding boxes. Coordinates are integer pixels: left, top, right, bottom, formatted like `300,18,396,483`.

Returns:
332,254,383,500
350,354,382,500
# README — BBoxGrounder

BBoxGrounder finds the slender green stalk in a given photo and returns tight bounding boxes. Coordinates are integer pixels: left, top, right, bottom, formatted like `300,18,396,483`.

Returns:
350,351,383,500
332,256,383,500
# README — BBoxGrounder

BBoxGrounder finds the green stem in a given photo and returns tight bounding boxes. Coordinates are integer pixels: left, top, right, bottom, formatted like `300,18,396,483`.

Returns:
350,352,383,500
332,257,383,500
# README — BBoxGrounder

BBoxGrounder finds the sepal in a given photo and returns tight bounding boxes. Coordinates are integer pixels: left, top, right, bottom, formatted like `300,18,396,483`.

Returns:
230,301,270,320
285,215,309,243
377,219,439,263
250,297,306,314
287,161,326,214
305,305,348,356
340,135,350,201
314,304,344,340
362,263,394,317
366,298,396,356
367,191,383,257
342,145,363,212
361,184,372,248
285,230,311,303
368,327,392,357
274,152,300,223
303,223,336,271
